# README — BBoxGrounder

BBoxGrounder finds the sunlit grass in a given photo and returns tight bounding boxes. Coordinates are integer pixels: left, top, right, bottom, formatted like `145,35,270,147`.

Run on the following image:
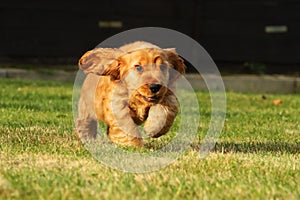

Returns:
0,78,299,199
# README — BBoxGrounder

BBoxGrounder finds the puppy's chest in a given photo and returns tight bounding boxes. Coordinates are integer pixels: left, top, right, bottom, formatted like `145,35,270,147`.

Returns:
128,101,151,125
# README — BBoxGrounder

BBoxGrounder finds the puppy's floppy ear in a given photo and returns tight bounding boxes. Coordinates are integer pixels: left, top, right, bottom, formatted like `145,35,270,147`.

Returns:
164,48,186,81
78,48,123,79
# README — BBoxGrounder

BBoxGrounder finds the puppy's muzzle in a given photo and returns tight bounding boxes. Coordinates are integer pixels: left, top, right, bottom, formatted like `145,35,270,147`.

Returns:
149,84,162,94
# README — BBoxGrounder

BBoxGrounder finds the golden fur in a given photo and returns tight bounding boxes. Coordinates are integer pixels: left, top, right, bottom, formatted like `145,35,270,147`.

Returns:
76,41,185,147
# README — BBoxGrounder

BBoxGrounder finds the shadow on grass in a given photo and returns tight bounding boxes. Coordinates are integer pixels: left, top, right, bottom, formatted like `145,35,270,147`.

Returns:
193,141,300,154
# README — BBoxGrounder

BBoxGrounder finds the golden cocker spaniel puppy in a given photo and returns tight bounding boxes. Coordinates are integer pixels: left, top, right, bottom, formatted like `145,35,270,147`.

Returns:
76,41,185,147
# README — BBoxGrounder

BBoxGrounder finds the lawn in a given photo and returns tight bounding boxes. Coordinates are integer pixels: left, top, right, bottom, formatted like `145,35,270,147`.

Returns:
0,78,299,199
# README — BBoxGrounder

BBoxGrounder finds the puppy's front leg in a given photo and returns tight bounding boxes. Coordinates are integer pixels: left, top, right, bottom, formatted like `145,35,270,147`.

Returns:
144,94,178,138
106,86,143,147
108,122,143,147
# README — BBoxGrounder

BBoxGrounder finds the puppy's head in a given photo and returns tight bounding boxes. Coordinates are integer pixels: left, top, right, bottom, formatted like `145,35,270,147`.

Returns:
79,45,185,103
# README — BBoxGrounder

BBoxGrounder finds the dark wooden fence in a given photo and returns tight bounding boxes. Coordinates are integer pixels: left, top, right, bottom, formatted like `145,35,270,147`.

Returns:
1,0,300,68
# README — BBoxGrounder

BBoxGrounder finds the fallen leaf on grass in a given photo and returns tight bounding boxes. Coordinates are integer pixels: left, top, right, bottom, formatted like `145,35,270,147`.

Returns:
285,129,298,135
272,99,283,105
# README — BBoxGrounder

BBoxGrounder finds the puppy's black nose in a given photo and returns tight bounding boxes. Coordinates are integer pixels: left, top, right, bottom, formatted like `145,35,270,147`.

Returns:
149,84,162,93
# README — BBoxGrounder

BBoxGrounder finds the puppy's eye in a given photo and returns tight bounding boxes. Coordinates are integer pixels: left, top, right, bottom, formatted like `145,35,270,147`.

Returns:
160,65,167,71
135,65,143,72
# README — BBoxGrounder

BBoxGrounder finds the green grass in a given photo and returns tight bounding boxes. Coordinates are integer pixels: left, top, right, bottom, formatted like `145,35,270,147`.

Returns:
0,78,299,199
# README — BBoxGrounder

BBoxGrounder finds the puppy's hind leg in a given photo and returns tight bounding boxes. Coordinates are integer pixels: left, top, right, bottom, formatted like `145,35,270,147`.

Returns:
75,74,98,142
75,118,97,141
75,96,97,141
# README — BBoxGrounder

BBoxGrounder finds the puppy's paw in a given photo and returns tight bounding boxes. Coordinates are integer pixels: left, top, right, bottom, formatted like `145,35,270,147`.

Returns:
143,104,167,137
108,126,143,147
